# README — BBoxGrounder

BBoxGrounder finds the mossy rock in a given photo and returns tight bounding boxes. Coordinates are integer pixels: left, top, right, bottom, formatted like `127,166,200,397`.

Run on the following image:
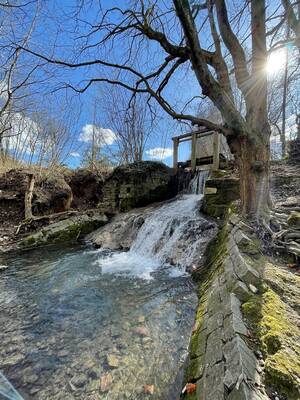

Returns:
20,213,108,248
201,176,240,218
287,211,300,228
242,288,300,399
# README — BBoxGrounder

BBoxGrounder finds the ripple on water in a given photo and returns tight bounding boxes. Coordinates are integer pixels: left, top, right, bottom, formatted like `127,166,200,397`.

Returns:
0,245,197,400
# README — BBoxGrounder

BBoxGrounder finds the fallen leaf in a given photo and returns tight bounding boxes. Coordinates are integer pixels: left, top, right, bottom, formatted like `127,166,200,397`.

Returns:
186,383,197,394
144,385,155,395
134,326,149,337
287,263,297,269
100,373,113,392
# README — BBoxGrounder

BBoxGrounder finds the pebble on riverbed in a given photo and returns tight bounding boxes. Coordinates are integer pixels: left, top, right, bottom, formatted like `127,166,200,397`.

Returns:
107,354,119,368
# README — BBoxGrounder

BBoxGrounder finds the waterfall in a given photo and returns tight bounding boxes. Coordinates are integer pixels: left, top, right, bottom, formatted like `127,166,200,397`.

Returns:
188,169,210,194
129,195,216,269
94,168,216,275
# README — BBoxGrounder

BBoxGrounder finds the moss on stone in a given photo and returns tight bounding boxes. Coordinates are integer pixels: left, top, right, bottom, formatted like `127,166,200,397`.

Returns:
287,211,300,228
20,214,107,248
242,288,300,399
21,235,36,247
187,225,229,383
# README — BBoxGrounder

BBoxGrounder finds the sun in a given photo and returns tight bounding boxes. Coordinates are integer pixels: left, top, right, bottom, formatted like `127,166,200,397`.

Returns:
266,49,286,75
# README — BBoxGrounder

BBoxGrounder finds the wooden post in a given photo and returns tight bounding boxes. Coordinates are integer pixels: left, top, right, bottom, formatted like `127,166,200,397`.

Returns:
24,173,35,220
173,138,179,173
191,132,197,172
213,132,220,170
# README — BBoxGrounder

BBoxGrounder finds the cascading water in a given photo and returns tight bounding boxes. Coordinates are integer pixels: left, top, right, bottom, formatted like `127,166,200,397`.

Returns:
96,169,215,273
0,168,216,400
188,169,210,195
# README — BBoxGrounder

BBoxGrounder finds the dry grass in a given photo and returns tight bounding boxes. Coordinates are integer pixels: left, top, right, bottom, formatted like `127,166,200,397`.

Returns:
0,156,73,179
0,156,24,175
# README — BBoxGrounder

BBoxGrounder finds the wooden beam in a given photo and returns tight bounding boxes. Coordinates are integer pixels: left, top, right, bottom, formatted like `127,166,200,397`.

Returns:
172,130,215,143
173,138,179,173
191,132,197,172
212,132,220,170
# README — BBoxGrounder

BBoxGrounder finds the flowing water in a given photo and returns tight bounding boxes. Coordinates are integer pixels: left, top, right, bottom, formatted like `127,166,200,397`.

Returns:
0,171,212,400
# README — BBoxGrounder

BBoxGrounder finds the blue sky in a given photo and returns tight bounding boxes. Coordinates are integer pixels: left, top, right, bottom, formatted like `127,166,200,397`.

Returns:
8,0,295,168
17,0,202,168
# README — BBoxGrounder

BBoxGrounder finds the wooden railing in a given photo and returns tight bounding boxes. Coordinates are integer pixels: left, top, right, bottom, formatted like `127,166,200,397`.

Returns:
172,130,220,173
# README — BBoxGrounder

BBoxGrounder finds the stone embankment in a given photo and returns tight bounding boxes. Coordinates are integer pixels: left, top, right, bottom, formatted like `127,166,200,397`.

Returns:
182,213,300,400
0,161,174,251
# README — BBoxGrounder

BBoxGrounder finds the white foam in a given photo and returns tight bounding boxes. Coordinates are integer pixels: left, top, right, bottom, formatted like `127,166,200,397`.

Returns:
95,251,160,280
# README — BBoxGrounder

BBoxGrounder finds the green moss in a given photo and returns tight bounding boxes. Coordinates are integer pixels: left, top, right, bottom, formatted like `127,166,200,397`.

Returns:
47,224,80,243
187,226,228,383
287,211,300,228
265,351,300,399
242,288,300,399
21,235,36,247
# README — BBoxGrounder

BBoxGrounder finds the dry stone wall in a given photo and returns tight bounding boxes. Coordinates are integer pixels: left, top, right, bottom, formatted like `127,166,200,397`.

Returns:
182,216,271,400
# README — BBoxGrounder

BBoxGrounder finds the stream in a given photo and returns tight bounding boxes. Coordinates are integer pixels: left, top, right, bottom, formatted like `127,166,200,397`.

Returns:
0,172,213,399
0,245,197,400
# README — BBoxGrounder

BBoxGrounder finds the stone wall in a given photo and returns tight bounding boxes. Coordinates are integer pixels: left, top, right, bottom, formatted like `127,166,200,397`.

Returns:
181,214,300,400
98,161,175,214
201,170,239,218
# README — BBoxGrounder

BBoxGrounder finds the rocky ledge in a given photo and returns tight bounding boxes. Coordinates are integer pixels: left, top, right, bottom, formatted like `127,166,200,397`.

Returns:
20,212,108,249
182,214,300,400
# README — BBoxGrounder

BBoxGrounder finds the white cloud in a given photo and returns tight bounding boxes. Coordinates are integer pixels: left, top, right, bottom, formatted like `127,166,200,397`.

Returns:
146,147,173,160
2,112,40,152
70,151,80,157
79,124,116,146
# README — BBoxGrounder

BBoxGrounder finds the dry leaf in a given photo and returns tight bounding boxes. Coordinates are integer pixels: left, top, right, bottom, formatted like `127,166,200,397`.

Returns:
186,383,196,394
144,385,155,395
134,326,149,337
100,373,113,392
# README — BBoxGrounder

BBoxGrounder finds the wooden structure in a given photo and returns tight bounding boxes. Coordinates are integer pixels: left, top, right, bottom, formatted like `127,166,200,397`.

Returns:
172,129,222,173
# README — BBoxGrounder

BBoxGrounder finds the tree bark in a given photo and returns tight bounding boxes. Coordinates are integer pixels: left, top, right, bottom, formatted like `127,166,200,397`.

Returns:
234,135,270,219
24,173,35,220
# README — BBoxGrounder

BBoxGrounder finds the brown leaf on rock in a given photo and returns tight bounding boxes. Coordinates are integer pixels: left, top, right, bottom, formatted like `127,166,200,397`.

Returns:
186,383,197,394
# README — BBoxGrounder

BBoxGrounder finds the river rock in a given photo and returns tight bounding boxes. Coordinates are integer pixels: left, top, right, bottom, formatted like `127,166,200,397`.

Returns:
3,353,25,367
71,373,87,388
107,354,119,368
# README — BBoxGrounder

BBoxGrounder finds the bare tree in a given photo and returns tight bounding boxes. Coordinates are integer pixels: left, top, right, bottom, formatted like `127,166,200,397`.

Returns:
0,0,41,161
103,90,153,164
281,0,300,52
20,0,287,220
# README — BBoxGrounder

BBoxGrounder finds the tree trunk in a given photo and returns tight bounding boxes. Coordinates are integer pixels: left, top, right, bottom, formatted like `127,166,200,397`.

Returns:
234,135,270,220
24,173,35,220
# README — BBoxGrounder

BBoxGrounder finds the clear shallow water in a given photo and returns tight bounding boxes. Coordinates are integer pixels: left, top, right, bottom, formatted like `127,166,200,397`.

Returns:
0,245,197,400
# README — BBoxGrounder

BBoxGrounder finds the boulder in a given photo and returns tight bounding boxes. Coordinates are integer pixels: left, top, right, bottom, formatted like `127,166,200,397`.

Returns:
68,169,104,209
20,211,107,248
33,173,72,215
99,161,175,214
